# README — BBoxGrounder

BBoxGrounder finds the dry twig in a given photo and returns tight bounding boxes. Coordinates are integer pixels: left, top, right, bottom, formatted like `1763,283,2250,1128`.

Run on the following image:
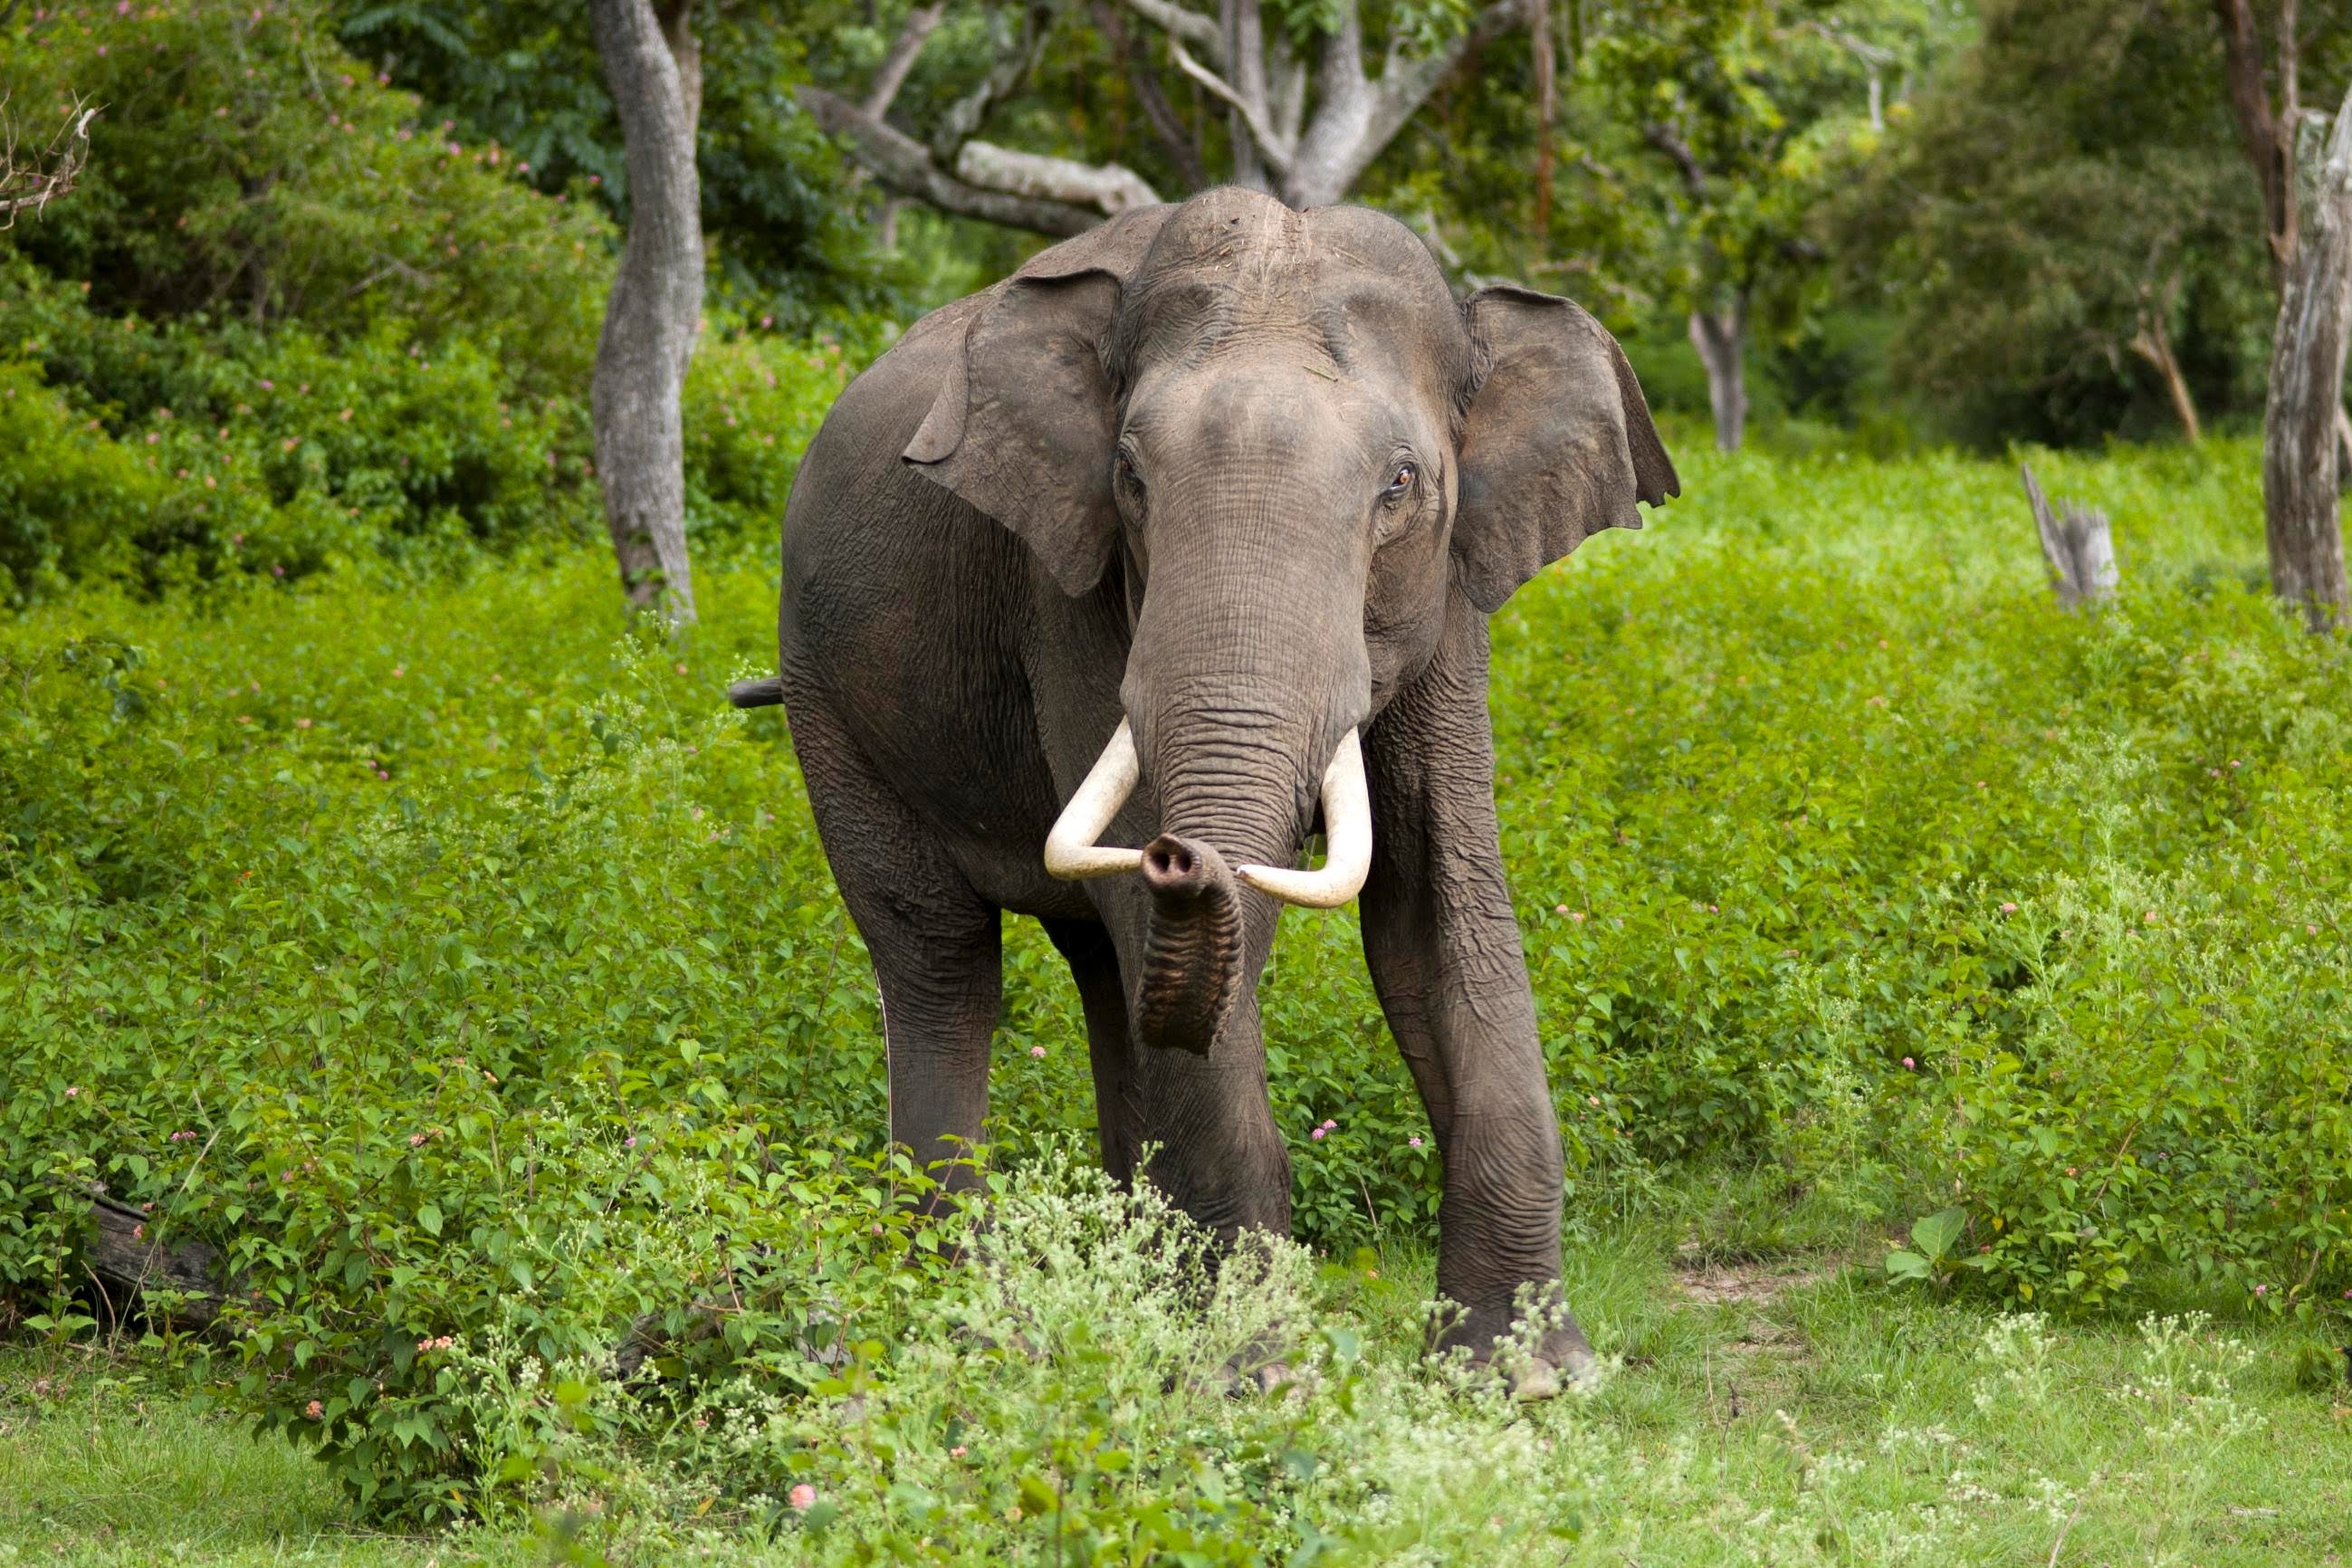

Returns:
0,93,99,227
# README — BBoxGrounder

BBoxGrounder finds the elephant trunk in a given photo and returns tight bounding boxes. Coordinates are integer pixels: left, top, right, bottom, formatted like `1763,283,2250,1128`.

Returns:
1133,834,1246,1055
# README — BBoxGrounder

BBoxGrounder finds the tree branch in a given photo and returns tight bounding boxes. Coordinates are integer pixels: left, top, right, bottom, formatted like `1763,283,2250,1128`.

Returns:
798,85,1101,236
1121,0,1223,63
955,139,1159,212
1094,0,1208,189
0,96,97,228
1643,121,1708,196
865,1,948,118
1170,36,1293,175
2213,0,2294,279
925,2,1056,162
1354,0,1527,186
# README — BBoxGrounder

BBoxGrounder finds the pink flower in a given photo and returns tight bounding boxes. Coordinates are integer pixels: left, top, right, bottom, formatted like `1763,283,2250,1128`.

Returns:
1320,1119,1336,1131
258,379,273,390
1310,1127,1326,1141
2064,1166,2077,1177
1902,1056,1916,1069
64,1086,80,1097
624,1135,637,1149
2000,902,2018,913
1029,1045,1047,1058
950,1444,968,1458
390,665,405,678
2144,911,2159,924
2254,1284,2269,1296
408,1133,425,1147
1570,911,1586,922
305,1400,323,1419
1554,904,1569,914
789,1484,816,1511
295,717,311,729
1408,1135,1423,1149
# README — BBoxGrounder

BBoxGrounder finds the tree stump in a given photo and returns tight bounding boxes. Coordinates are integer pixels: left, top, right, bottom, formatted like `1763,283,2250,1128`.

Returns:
2020,464,2117,608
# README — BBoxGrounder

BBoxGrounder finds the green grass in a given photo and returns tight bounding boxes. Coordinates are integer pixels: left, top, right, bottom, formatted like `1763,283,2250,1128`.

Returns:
8,1177,2350,1566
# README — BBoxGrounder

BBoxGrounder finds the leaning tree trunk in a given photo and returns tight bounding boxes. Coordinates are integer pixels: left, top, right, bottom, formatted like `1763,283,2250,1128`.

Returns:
2264,90,2352,629
589,0,703,626
1689,301,1747,454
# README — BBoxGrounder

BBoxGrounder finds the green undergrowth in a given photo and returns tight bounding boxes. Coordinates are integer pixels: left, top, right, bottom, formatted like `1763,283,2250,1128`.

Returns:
5,436,2352,1535
6,1169,2349,1565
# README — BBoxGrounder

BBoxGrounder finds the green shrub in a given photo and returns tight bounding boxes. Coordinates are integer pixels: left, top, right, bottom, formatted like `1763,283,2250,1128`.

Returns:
0,0,609,374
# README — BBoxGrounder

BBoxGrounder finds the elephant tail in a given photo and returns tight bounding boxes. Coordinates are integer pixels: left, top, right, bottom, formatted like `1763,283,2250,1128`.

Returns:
727,675,785,709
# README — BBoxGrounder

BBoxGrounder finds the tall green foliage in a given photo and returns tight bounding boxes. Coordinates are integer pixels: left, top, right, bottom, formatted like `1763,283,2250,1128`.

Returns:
332,1,901,329
1838,0,2284,446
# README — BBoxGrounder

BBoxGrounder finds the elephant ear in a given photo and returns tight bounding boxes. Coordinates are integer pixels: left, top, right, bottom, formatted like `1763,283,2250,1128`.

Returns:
1452,284,1678,614
904,208,1172,596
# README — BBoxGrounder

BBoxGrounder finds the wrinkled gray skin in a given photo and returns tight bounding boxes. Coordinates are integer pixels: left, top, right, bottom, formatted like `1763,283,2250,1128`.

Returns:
762,187,1675,1385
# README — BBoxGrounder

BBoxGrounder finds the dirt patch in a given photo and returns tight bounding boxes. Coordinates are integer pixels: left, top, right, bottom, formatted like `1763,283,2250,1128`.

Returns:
1673,1259,1831,1306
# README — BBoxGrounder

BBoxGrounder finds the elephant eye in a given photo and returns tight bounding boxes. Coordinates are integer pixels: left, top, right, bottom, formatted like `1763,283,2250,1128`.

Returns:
1383,462,1416,501
1117,451,1143,490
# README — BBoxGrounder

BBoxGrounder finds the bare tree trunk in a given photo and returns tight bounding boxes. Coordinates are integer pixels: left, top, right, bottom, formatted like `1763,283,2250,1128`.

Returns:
1220,0,1273,193
2213,0,2299,287
1530,0,1554,236
1688,301,1747,453
2265,92,2352,629
589,0,703,626
2129,313,2203,444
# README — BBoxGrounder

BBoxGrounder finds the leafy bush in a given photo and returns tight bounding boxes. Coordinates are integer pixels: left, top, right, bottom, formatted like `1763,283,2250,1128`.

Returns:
4,437,2350,1525
0,5,875,602
1,1,609,364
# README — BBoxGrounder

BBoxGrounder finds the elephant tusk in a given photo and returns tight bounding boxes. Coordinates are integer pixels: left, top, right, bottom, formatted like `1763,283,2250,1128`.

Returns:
1044,719,1146,879
1236,729,1372,909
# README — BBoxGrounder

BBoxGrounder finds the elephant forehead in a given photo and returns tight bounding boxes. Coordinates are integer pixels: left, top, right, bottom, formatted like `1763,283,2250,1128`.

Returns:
1144,186,1312,275
1116,268,1467,414
1110,194,1468,410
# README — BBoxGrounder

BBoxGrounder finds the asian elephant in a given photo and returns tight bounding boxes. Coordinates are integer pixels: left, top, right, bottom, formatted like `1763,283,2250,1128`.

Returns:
731,186,1676,1392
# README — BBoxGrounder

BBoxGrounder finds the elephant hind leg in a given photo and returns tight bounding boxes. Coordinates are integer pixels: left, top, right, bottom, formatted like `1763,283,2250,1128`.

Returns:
1042,917,1142,1186
789,691,1001,1194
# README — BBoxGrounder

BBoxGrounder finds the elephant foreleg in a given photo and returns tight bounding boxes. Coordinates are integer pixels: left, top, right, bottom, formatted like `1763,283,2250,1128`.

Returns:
1042,917,1143,1186
789,690,1001,1195
1359,596,1592,1388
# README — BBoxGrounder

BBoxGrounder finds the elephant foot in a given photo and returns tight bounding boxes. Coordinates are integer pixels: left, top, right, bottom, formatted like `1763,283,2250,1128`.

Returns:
1250,1359,1296,1396
1184,1347,1304,1401
1439,1290,1600,1401
1500,1337,1599,1401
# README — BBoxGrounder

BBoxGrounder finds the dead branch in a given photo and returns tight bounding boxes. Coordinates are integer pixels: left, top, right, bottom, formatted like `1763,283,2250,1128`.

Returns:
0,95,99,227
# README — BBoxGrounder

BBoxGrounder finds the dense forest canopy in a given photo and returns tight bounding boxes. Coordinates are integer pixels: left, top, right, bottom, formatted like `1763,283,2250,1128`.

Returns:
0,0,2345,602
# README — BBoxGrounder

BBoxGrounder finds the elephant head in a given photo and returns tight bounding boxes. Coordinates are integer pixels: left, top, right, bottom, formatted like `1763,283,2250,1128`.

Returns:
907,188,1675,1055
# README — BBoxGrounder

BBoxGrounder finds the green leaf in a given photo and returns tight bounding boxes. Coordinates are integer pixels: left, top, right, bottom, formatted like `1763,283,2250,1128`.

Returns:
1911,1208,1966,1261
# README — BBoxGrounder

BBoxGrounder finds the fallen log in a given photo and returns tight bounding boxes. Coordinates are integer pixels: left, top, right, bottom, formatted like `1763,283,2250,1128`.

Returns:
82,1191,234,1331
